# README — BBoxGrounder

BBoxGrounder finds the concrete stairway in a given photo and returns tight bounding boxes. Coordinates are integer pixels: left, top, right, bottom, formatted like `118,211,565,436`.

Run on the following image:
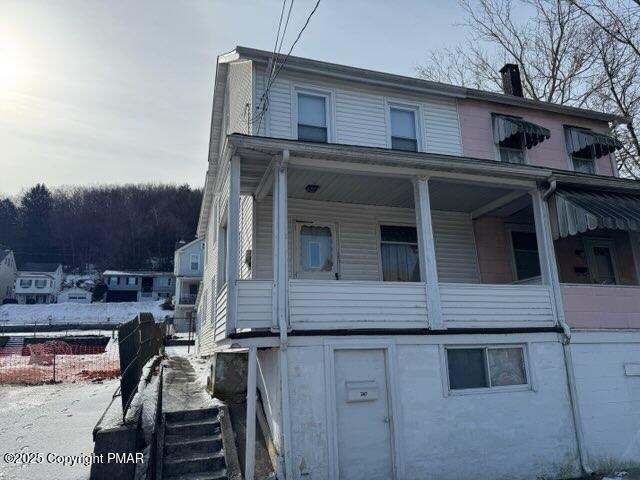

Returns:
1,336,25,355
162,406,228,480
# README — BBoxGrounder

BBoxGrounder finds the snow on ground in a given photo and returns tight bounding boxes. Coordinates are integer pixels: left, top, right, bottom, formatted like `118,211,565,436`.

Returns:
0,301,172,325
0,379,119,480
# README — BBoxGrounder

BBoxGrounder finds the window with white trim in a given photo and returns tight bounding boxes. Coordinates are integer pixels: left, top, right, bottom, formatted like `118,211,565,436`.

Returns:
34,279,46,288
127,276,137,286
446,346,528,391
380,225,420,282
494,115,526,164
389,106,418,152
190,254,200,272
297,92,328,143
19,279,32,288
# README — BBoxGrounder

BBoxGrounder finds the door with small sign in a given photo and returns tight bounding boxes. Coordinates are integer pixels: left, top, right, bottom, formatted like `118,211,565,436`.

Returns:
334,349,393,480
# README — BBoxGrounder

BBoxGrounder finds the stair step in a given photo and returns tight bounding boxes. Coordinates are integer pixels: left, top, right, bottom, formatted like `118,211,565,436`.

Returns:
165,419,221,438
164,434,222,457
163,452,225,477
165,407,219,423
163,469,228,480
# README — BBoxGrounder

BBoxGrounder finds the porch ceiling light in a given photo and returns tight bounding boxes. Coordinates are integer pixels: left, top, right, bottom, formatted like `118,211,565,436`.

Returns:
305,184,319,193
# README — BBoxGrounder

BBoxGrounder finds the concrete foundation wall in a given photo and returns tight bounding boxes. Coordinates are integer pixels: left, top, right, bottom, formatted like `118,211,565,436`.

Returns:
570,331,640,470
283,334,581,480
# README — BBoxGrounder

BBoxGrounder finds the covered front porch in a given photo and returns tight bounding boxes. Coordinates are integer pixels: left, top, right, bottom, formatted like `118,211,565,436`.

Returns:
208,135,566,339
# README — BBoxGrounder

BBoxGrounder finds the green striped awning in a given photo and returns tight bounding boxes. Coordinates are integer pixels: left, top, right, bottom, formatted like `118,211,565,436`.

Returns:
565,127,623,159
493,115,551,149
548,187,640,239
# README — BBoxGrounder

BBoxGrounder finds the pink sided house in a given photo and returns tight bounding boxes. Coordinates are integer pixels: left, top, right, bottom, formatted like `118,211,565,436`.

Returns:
194,50,640,479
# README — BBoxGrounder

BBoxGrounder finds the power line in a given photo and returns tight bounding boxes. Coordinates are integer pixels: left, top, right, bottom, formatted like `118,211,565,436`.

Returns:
256,0,322,134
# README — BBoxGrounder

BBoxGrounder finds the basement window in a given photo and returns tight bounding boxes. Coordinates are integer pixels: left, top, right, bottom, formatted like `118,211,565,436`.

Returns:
446,346,528,392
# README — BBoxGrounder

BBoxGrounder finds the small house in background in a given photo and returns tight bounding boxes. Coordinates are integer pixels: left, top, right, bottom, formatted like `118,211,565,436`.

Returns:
0,246,17,303
103,270,175,302
173,237,204,331
58,286,92,304
15,262,64,304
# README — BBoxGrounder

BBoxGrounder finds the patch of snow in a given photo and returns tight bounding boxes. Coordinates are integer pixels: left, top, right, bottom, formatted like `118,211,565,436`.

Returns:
0,301,172,325
0,379,119,480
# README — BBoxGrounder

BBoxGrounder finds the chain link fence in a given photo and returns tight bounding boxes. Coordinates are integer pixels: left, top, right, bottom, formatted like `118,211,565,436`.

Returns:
0,341,120,384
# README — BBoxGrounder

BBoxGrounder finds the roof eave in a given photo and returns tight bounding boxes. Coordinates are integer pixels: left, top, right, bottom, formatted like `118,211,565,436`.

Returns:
233,46,629,124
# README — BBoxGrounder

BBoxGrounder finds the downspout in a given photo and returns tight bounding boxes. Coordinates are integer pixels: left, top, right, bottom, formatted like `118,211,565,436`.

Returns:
542,176,592,474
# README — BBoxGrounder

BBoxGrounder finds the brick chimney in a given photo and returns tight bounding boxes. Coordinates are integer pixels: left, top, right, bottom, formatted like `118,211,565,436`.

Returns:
499,63,523,97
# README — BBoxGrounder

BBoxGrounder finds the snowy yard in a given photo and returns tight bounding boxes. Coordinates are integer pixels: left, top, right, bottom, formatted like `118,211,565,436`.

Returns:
0,379,119,480
0,300,172,325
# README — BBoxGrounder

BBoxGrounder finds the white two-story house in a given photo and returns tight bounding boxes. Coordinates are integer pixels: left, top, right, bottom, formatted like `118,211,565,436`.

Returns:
173,238,204,331
15,262,64,304
195,47,640,480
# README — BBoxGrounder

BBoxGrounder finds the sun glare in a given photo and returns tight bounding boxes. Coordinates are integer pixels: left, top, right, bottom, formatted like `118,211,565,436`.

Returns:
0,29,26,94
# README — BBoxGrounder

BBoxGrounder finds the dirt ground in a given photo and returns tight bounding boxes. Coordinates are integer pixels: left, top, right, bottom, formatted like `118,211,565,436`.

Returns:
0,379,119,480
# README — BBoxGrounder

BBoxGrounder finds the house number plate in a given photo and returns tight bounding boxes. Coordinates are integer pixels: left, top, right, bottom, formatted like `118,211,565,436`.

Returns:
345,380,378,402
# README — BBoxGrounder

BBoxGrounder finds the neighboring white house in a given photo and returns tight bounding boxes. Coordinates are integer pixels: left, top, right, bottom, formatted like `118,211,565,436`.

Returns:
173,238,204,332
0,247,17,303
58,286,92,304
102,270,175,302
15,262,64,304
193,47,640,480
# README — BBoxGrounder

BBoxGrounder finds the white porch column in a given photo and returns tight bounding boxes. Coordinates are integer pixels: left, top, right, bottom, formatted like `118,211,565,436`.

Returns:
272,151,289,331
531,188,566,327
225,154,241,336
245,346,258,480
413,177,444,329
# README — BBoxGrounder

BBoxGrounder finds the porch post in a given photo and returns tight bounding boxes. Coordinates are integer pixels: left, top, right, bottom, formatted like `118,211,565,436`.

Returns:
245,346,258,480
413,177,444,329
272,151,289,331
531,188,566,326
225,154,241,336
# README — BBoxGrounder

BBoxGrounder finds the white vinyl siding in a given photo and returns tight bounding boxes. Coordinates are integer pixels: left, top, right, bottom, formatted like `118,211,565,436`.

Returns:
239,195,254,279
253,197,480,284
254,68,463,156
227,60,253,135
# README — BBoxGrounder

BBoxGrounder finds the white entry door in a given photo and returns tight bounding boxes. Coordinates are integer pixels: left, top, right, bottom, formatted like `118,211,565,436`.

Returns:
334,348,394,480
294,222,338,279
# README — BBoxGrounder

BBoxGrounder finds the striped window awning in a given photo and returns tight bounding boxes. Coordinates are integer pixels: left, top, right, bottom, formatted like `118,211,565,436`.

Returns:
548,187,640,239
493,115,551,149
565,127,623,159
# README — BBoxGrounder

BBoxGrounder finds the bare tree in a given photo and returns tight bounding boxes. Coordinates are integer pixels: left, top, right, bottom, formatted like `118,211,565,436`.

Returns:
417,0,640,178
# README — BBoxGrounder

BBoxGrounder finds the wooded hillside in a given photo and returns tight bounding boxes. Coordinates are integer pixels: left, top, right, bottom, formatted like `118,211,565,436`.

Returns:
0,184,202,272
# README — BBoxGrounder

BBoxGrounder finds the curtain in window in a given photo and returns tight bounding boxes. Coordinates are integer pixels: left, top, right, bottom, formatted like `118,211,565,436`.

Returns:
488,348,527,386
299,225,333,272
381,243,420,282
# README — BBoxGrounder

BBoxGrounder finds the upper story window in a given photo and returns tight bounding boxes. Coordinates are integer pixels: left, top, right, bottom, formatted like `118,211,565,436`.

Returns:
380,225,420,282
297,92,328,143
127,276,137,285
584,238,618,285
565,126,623,175
34,279,47,288
190,254,200,272
389,106,418,152
493,114,550,165
19,279,32,288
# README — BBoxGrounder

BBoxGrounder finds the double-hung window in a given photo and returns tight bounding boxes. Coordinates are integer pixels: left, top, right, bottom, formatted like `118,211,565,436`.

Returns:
446,345,529,392
297,92,328,143
190,254,200,272
389,106,418,152
20,279,32,288
380,225,420,282
508,226,541,281
571,144,596,174
584,238,618,285
127,277,137,286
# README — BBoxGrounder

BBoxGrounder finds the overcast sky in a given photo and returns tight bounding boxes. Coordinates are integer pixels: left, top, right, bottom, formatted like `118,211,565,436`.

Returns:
0,0,468,196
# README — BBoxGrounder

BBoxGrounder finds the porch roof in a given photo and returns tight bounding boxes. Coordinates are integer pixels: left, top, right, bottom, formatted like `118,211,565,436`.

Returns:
549,187,640,239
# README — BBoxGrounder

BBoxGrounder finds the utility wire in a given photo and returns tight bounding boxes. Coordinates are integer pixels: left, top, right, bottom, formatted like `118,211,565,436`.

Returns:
256,0,322,134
